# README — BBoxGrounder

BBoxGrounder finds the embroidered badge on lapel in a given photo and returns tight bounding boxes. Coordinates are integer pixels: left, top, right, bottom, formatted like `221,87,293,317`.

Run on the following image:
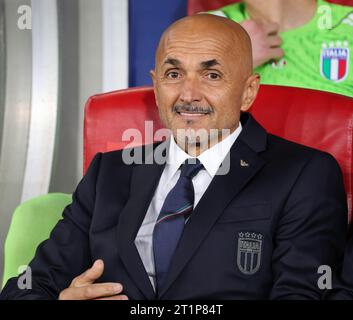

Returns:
320,41,349,82
240,159,249,167
237,232,263,275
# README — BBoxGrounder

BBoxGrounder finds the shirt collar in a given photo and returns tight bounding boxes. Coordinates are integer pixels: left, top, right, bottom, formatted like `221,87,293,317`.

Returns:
165,123,242,179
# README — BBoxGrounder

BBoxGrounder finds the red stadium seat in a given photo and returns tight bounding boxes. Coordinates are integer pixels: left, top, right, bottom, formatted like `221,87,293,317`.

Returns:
84,87,164,173
187,0,353,15
250,86,353,222
188,0,240,15
84,85,353,221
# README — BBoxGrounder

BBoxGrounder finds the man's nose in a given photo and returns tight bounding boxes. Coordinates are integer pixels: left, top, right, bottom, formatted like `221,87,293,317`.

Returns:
179,76,202,103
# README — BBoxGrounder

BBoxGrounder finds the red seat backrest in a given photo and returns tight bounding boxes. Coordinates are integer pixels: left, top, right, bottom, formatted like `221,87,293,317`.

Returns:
188,0,353,15
188,0,240,15
84,85,353,221
250,85,353,222
84,87,164,173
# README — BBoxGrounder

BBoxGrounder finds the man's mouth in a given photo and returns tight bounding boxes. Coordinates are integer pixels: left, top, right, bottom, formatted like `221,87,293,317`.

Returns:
174,106,212,120
178,111,209,117
176,111,210,121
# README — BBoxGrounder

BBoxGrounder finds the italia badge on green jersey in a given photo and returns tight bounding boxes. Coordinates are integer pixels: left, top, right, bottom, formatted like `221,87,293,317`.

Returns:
320,41,349,82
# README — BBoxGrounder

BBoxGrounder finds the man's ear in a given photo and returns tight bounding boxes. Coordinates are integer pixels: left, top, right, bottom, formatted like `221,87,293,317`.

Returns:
240,73,260,112
150,69,159,108
150,69,156,85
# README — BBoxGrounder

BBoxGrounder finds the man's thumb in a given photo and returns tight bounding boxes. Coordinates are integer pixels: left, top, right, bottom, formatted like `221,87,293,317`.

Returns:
75,259,104,287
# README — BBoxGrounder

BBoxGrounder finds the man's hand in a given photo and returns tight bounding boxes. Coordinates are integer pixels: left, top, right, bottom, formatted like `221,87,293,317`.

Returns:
240,20,284,68
59,260,128,300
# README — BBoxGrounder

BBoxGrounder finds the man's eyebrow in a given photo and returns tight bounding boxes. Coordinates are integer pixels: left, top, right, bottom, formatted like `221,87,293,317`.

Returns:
163,58,181,67
162,58,220,69
201,59,220,69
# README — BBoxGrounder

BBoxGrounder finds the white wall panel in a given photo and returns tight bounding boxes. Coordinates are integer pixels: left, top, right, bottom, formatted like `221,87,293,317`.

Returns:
0,0,32,285
21,0,59,201
102,0,129,92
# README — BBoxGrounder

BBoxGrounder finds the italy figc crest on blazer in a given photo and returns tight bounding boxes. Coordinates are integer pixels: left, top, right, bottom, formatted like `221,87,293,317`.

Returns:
237,232,263,275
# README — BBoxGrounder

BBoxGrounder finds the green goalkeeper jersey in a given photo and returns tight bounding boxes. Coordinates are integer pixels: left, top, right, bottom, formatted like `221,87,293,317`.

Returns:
210,0,353,97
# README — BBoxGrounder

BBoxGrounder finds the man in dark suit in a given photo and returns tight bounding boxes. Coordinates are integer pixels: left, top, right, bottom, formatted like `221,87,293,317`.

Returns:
0,14,348,300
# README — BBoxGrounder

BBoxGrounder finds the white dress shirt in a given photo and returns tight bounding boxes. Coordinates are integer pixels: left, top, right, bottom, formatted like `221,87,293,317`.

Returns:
134,123,242,291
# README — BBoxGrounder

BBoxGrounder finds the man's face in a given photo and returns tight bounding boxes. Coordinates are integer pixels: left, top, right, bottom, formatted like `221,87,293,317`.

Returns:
151,20,257,149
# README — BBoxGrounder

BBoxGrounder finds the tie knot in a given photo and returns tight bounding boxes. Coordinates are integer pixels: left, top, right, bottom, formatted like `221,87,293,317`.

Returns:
180,158,203,179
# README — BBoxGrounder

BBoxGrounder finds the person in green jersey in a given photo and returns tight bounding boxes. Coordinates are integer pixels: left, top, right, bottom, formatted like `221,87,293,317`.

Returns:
210,0,353,97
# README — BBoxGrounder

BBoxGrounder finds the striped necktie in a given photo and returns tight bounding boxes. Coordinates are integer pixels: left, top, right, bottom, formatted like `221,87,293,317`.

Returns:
153,158,204,293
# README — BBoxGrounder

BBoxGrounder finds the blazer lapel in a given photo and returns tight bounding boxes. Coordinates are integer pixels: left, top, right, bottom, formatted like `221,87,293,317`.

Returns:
116,143,166,300
158,113,268,298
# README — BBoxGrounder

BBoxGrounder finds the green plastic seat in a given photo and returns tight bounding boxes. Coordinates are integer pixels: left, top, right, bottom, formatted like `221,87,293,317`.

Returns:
2,193,72,288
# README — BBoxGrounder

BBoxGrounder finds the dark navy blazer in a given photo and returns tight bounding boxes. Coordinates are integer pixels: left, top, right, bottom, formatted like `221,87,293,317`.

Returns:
0,113,348,300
